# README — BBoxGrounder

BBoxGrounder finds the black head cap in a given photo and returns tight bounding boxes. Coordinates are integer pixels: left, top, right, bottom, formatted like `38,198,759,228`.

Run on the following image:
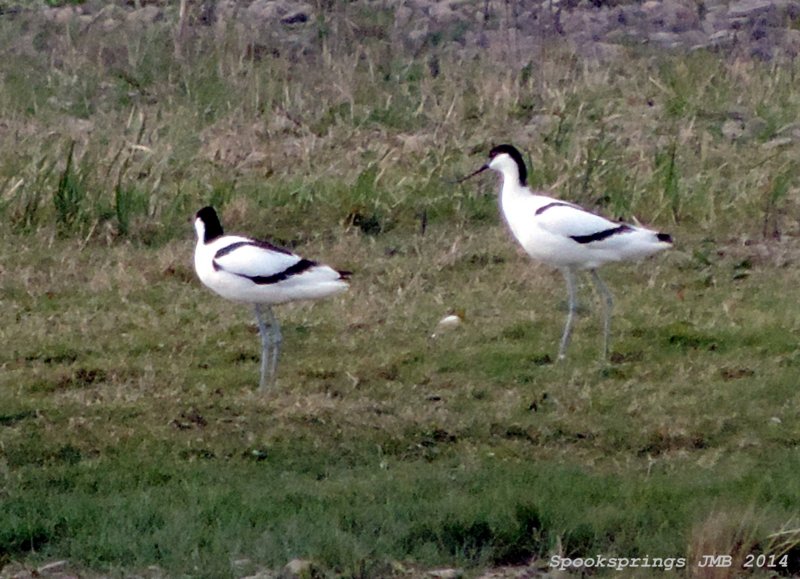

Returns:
489,144,527,186
195,206,224,242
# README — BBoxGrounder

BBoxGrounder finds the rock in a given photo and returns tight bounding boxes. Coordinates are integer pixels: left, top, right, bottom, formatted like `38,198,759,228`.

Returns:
241,571,279,579
644,1,700,33
282,558,315,578
247,0,313,24
721,119,746,140
650,31,687,48
707,29,738,48
428,569,463,579
280,10,310,25
702,5,731,33
0,564,33,578
37,560,69,574
126,5,162,26
429,3,457,23
728,0,800,21
46,6,79,25
247,0,283,21
641,0,661,13
431,313,463,338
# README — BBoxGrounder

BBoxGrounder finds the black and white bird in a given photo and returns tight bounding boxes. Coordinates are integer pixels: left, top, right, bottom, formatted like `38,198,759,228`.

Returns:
459,144,672,360
193,206,350,390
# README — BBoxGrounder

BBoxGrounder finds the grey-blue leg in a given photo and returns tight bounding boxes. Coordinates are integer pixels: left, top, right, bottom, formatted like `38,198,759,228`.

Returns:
558,268,579,360
253,304,273,391
589,269,613,359
264,306,282,387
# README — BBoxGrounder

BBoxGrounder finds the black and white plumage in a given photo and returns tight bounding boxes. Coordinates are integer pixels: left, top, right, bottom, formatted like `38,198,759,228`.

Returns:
193,206,349,390
459,144,672,360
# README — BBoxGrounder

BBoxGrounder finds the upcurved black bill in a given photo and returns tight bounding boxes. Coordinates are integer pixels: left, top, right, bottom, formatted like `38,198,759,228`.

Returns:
452,164,489,184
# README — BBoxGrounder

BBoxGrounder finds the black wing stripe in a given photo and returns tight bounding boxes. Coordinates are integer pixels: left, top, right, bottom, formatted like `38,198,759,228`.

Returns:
656,232,673,244
214,239,292,260
249,258,317,285
570,224,632,244
212,258,318,284
535,201,575,216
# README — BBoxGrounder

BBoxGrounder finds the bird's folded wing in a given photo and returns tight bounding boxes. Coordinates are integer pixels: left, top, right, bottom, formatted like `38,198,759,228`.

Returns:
536,204,628,243
213,242,305,279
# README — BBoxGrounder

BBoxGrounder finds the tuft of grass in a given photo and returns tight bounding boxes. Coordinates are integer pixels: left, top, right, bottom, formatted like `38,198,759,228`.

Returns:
53,141,85,233
655,139,682,223
761,162,797,239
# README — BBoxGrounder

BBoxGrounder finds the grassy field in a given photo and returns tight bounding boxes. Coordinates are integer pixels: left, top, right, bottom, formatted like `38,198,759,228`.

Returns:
2,3,800,577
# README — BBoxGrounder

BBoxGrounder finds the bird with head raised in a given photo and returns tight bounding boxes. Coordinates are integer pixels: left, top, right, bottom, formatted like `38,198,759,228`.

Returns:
458,144,672,360
193,206,350,390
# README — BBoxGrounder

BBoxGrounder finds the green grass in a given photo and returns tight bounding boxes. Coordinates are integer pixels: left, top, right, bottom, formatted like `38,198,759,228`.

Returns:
2,3,800,577
3,226,800,576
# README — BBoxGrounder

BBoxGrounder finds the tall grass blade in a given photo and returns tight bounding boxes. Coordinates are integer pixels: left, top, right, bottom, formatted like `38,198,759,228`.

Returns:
53,141,85,233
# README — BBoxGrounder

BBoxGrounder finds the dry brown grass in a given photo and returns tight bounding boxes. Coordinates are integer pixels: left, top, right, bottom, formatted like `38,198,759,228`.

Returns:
687,511,763,579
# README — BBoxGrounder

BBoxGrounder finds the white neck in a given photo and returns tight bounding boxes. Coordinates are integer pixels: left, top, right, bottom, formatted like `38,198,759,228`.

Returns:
194,218,207,245
497,171,529,204
489,154,526,198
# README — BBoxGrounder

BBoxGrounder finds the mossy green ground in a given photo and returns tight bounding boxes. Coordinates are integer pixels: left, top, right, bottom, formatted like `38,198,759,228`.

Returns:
2,5,800,577
3,225,800,576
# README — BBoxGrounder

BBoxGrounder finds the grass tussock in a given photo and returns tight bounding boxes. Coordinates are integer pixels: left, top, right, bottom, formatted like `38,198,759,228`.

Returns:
2,3,800,578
